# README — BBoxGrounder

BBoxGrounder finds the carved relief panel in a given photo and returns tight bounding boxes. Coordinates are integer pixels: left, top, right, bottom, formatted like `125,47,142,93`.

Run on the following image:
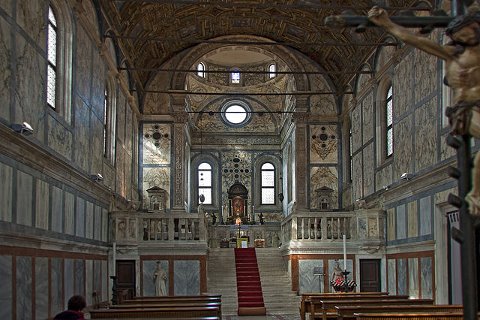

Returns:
309,125,338,164
309,167,338,210
143,123,171,165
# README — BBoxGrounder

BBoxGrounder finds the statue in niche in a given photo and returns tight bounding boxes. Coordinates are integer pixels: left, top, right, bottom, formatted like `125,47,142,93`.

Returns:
368,5,480,215
153,261,167,296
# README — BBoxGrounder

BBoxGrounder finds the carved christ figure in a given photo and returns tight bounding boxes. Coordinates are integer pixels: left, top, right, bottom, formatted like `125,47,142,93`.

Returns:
368,5,480,215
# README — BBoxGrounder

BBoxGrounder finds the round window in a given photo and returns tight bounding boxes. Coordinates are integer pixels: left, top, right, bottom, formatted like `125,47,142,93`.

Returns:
221,101,251,127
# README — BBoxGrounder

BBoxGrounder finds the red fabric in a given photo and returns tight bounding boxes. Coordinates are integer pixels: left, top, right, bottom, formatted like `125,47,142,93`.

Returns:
235,248,265,309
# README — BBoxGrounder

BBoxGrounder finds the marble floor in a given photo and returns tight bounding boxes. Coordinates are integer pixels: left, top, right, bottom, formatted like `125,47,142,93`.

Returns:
222,313,301,320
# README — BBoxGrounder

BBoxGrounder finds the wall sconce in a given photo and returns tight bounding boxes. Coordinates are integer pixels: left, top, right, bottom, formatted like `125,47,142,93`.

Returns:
400,173,413,181
11,122,33,136
91,173,104,182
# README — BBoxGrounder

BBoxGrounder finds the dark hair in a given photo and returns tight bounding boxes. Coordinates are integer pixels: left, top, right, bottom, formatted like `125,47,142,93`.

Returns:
67,295,86,311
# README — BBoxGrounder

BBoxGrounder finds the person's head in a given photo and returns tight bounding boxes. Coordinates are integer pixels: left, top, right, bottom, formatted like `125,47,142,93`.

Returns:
67,295,86,311
446,12,480,46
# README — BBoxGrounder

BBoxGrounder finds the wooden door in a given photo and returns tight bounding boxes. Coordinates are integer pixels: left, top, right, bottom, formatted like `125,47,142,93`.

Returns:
116,260,136,299
360,259,381,292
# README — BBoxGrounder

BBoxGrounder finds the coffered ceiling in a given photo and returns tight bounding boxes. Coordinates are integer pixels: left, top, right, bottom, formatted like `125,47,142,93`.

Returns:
99,0,425,98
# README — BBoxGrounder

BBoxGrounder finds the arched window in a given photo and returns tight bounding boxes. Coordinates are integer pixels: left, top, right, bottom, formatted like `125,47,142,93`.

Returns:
231,68,240,84
386,85,394,157
198,162,212,204
103,79,116,162
47,5,58,110
349,126,353,182
261,163,275,204
268,63,276,79
197,62,205,78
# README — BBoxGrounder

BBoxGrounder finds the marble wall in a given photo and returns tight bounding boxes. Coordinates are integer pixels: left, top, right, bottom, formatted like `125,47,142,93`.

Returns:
387,255,433,299
298,259,354,294
174,260,200,295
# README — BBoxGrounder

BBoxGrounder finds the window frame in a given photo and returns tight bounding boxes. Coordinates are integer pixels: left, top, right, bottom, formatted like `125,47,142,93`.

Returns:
385,84,393,158
260,162,276,205
197,62,206,78
268,63,276,79
197,162,213,205
230,67,241,84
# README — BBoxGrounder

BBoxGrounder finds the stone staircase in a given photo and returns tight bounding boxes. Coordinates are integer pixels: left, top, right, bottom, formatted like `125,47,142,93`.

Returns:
207,247,300,316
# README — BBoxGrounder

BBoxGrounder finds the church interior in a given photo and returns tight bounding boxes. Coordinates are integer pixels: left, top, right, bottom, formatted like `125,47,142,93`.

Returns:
0,0,478,318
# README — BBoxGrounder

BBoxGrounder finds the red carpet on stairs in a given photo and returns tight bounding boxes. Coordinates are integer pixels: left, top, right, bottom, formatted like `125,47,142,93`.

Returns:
234,248,267,316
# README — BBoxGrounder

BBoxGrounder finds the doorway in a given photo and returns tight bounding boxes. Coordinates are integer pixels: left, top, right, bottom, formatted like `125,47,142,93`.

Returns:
359,259,381,292
116,260,136,299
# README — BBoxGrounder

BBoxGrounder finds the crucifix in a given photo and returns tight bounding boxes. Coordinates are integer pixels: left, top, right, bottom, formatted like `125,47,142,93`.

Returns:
326,1,480,319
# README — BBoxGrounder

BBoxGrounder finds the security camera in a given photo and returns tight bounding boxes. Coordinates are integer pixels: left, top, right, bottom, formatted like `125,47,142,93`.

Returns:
11,122,34,136
91,173,104,182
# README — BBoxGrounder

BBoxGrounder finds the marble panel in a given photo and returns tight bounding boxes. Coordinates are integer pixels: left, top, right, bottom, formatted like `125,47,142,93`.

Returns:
419,196,432,236
125,102,133,153
393,115,414,180
116,148,126,196
0,255,12,319
393,52,414,118
16,0,45,47
94,260,102,295
397,258,407,295
125,152,133,198
35,257,49,320
48,115,73,160
358,218,367,240
142,167,171,209
86,201,94,239
174,260,199,296
414,50,437,103
85,260,93,305
35,179,49,229
420,257,433,299
0,162,13,222
102,208,108,242
375,164,392,194
387,259,397,295
16,170,33,226
396,204,406,240
51,185,63,232
387,208,395,241
74,96,90,171
143,124,171,165
117,92,126,143
64,259,74,309
408,258,419,298
351,106,362,153
407,201,418,238
309,125,338,164
75,197,86,237
75,24,92,102
74,259,85,296
0,17,12,120
415,98,437,172
0,0,13,16
309,167,338,210
15,35,46,143
90,113,104,176
362,92,374,144
310,78,336,115
363,142,375,196
352,152,363,202
102,260,108,302
143,260,169,296
90,52,105,119
51,258,63,316
299,260,324,294
64,191,75,235
94,205,102,241
16,256,32,320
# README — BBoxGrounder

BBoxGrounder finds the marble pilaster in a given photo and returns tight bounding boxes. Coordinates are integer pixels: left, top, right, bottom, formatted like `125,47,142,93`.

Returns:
0,162,13,222
293,112,309,208
35,257,48,320
0,255,12,320
172,112,188,210
16,170,33,226
174,260,199,296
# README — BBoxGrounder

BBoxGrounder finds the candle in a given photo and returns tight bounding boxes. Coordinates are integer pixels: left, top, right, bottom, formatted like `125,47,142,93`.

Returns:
343,235,347,271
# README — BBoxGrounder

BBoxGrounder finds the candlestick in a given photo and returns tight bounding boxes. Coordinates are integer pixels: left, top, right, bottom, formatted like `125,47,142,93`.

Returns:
343,234,347,271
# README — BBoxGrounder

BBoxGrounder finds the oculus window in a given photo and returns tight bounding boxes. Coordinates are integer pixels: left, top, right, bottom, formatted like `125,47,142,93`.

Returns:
221,101,251,127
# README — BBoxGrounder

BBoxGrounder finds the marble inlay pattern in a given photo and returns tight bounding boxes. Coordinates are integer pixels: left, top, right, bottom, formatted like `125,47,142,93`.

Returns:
299,259,324,294
408,258,419,298
351,106,362,153
76,198,86,238
35,179,49,229
420,257,433,299
51,258,63,316
393,52,414,118
174,260,200,295
387,259,397,295
414,50,437,103
52,185,63,233
86,201,94,239
75,24,92,103
419,196,432,236
407,201,418,238
143,167,170,208
36,257,48,320
16,256,32,320
221,151,252,204
0,255,12,320
64,259,74,308
397,258,407,295
363,142,375,196
393,115,413,180
309,167,338,210
143,260,169,296
74,96,90,171
387,208,395,241
362,92,374,144
309,125,338,163
16,170,33,226
16,0,45,47
415,98,437,172
352,152,363,202
48,116,73,160
65,191,75,235
0,17,11,120
0,162,13,222
396,204,406,240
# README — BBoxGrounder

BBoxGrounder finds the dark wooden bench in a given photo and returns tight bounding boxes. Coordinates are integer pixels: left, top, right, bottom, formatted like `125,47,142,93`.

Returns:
89,305,221,319
311,298,433,320
300,292,390,320
336,305,463,320
353,312,469,320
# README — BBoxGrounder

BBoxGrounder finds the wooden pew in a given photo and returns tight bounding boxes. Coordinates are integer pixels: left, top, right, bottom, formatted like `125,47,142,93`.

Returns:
300,292,390,320
354,312,468,320
336,305,463,320
311,298,433,320
89,305,221,319
125,295,221,304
